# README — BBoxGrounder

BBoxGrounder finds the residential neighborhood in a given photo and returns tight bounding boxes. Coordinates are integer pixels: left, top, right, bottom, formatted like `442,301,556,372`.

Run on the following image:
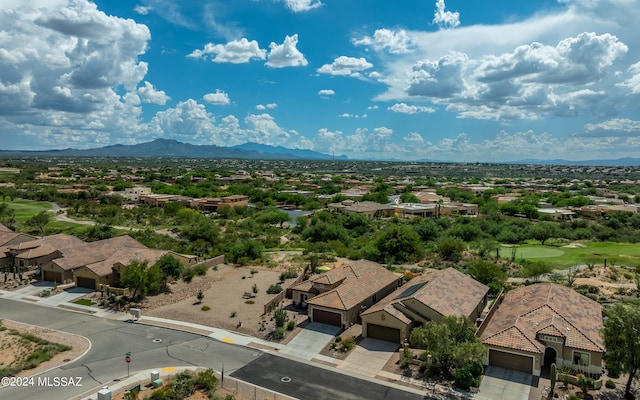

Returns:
1,157,640,400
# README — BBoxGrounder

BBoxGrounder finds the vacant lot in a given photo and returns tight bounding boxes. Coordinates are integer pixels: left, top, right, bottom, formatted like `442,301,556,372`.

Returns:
0,319,89,379
134,262,304,338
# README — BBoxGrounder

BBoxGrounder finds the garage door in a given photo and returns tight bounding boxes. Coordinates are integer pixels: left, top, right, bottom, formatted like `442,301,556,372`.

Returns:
76,277,96,290
489,349,533,374
43,270,62,283
312,309,341,326
367,324,401,343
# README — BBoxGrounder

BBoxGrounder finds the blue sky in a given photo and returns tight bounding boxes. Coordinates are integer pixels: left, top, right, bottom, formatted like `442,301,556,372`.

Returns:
1,0,639,162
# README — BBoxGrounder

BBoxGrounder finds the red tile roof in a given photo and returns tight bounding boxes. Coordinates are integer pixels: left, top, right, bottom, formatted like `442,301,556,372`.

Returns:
480,283,604,353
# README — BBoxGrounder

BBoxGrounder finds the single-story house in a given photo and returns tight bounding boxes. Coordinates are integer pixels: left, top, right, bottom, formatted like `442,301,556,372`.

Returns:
0,223,38,268
8,234,84,279
478,283,605,376
49,235,149,285
328,200,395,220
73,248,195,290
288,260,403,329
361,268,489,344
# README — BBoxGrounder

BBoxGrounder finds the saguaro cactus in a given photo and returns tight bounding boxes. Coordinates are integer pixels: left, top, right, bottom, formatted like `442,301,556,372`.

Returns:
549,363,557,399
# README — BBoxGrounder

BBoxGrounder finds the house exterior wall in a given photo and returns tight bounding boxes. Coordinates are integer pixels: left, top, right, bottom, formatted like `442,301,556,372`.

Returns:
361,310,411,342
560,347,603,375
46,263,74,284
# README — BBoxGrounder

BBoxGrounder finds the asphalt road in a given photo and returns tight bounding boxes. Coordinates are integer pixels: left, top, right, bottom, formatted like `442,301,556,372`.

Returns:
0,299,258,400
232,353,425,400
0,299,427,400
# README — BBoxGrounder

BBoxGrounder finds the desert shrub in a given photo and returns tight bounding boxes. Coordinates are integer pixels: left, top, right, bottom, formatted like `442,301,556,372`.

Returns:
194,264,208,276
467,360,484,378
455,368,474,390
273,308,287,327
267,284,282,294
340,336,356,352
201,305,210,311
273,327,286,340
286,320,295,331
195,368,218,391
245,300,255,304
279,268,298,281
419,362,429,375
605,379,616,389
229,311,237,318
183,268,196,282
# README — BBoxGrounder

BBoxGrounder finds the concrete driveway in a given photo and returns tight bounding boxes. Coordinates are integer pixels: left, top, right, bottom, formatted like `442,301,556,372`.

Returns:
338,338,399,377
279,322,340,360
476,366,532,400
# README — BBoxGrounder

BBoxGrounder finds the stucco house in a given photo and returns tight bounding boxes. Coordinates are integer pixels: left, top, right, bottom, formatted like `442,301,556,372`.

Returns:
360,268,489,343
73,248,195,290
288,260,403,329
478,283,605,376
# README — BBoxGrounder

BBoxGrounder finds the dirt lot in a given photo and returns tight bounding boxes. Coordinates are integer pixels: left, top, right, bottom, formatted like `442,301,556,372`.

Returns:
135,256,308,338
0,319,89,378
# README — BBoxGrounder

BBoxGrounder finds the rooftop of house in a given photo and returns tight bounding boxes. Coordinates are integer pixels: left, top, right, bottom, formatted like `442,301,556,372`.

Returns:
86,247,168,277
53,235,147,271
293,260,400,311
362,267,489,321
480,283,604,354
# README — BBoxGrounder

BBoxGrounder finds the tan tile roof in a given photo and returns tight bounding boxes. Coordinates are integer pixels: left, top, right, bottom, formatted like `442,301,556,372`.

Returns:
362,267,489,321
306,260,399,311
480,283,604,354
0,232,21,246
12,234,84,259
345,201,394,213
87,247,168,277
53,235,147,271
0,223,12,233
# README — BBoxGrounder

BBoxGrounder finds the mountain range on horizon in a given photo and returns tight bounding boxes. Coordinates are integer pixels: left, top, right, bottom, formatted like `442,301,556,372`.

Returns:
1,139,639,166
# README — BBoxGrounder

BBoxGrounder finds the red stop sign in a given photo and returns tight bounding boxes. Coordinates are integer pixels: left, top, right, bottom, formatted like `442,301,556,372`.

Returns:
125,355,131,364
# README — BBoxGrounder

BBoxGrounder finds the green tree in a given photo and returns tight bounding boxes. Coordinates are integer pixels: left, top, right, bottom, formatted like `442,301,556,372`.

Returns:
436,237,465,262
410,322,453,365
155,254,183,285
196,290,204,303
26,210,50,234
528,221,557,245
120,260,162,298
450,341,486,369
84,224,115,242
370,224,422,264
521,261,553,282
602,302,640,399
466,260,506,286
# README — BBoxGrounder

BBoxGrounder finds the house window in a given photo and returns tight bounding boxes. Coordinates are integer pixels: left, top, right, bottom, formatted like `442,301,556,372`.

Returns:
573,351,589,367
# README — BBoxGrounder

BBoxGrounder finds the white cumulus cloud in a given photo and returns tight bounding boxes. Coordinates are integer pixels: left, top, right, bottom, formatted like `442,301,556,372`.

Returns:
318,89,335,97
433,0,460,29
138,81,169,105
388,103,435,114
203,90,230,105
256,103,278,110
317,56,373,77
352,29,415,54
282,0,323,12
188,38,266,63
266,34,308,68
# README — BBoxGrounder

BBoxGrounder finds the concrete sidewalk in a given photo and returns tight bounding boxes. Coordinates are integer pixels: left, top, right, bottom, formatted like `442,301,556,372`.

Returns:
0,284,426,394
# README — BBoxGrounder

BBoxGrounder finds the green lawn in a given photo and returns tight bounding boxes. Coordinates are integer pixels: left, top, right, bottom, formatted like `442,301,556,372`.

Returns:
73,299,95,307
499,242,640,269
3,199,51,222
